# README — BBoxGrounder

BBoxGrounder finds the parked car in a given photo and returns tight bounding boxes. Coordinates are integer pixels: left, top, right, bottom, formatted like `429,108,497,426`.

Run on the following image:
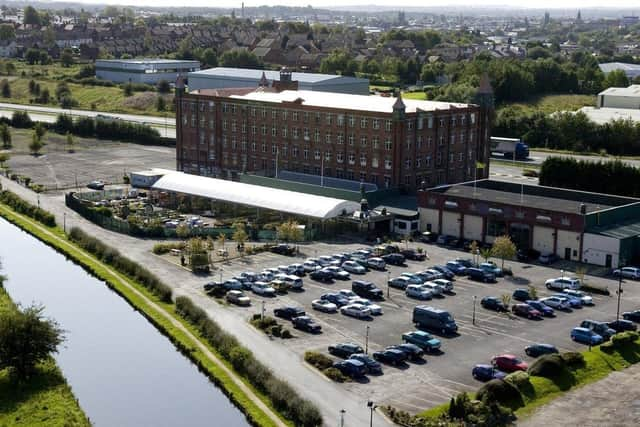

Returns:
538,252,558,265
303,260,320,272
512,303,542,319
203,281,226,296
571,327,603,345
311,299,338,313
491,354,528,372
512,288,531,302
372,348,407,365
481,296,507,312
328,342,365,359
551,293,582,308
607,319,637,333
445,261,467,275
526,300,555,317
273,306,305,320
467,267,496,283
388,276,412,290
561,289,593,306
516,249,530,262
432,265,455,280
320,292,351,307
540,296,571,311
382,253,405,266
387,343,424,361
333,359,366,378
472,364,507,381
226,290,251,306
413,306,458,335
348,353,382,374
401,272,425,284
87,180,105,190
310,269,334,283
545,277,581,291
580,320,616,340
340,303,372,319
349,298,383,315
317,256,334,266
525,344,559,357
367,257,386,270
623,310,640,322
612,266,640,280
455,258,476,268
291,316,321,333
436,235,451,245
289,263,305,276
401,249,426,261
401,330,441,352
337,289,358,299
421,282,444,297
352,280,384,300
406,284,432,300
431,278,454,293
251,281,276,296
324,266,350,281
422,268,444,280
270,244,295,256
480,262,503,277
277,274,303,290
342,261,366,274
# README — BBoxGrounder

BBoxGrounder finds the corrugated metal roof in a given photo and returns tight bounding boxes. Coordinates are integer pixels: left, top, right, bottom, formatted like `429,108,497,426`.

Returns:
190,67,366,84
579,107,640,124
589,219,640,240
152,172,360,219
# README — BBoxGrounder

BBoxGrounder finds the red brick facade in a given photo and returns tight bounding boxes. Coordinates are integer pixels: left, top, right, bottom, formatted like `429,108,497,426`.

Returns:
176,89,491,191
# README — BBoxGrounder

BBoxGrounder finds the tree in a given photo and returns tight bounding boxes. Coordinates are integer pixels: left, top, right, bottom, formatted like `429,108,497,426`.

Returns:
23,6,42,26
155,95,166,112
5,62,15,75
0,152,9,167
0,122,11,148
60,48,74,67
217,233,226,249
187,238,209,271
176,223,191,238
276,220,304,244
491,235,517,270
201,48,218,68
0,24,15,41
232,222,249,249
29,132,44,155
39,87,50,104
319,50,358,76
25,48,41,65
34,122,46,140
480,248,492,263
0,303,64,380
65,132,75,152
157,79,171,94
219,50,262,69
469,240,479,264
528,285,538,300
123,82,133,97
603,69,629,89
0,78,10,98
500,294,511,311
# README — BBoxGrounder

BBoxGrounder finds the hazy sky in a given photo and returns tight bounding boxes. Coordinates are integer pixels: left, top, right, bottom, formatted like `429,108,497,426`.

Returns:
45,0,640,10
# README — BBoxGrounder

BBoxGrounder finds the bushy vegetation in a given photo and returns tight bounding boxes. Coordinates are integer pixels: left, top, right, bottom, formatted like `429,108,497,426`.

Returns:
54,113,162,145
152,241,186,255
68,227,172,302
175,296,322,426
539,157,640,198
0,190,55,227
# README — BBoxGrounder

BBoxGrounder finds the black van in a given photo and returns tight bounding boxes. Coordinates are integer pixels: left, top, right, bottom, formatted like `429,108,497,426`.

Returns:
412,306,458,335
467,267,496,283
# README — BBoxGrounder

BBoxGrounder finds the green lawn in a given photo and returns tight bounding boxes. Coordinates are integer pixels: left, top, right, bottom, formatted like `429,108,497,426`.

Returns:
499,94,596,115
402,91,427,100
0,288,90,427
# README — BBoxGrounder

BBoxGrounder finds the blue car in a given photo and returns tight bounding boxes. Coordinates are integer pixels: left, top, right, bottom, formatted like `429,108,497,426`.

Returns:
432,265,455,280
472,364,507,381
526,300,555,317
571,327,603,345
446,261,467,275
320,292,351,307
552,293,581,308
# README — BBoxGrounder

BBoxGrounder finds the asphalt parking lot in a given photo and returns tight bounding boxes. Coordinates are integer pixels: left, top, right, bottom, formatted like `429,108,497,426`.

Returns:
201,241,640,414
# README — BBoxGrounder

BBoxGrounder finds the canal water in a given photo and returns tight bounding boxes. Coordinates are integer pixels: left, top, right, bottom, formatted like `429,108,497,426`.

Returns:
0,218,250,427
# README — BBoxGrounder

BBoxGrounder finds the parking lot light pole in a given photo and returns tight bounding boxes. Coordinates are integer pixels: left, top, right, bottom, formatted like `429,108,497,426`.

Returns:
616,260,625,322
261,300,266,320
365,325,370,354
387,271,391,298
473,296,477,325
339,409,346,427
63,212,66,234
367,401,375,427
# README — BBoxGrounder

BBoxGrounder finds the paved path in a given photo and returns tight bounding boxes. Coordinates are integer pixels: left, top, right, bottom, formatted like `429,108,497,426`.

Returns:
0,176,390,427
518,363,640,427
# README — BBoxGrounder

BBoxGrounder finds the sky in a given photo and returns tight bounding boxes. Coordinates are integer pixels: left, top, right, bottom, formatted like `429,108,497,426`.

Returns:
44,0,640,10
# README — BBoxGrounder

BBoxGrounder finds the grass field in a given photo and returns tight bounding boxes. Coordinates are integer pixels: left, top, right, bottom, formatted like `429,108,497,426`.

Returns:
499,94,596,115
0,287,90,427
402,91,427,100
1,61,174,117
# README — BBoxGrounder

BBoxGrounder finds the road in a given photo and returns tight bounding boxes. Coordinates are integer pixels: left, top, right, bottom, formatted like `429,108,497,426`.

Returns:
0,102,176,139
493,151,640,168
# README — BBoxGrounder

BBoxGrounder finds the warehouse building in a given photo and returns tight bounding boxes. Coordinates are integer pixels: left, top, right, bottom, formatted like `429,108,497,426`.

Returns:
597,84,640,109
96,59,200,84
418,180,640,268
187,67,370,95
599,63,640,81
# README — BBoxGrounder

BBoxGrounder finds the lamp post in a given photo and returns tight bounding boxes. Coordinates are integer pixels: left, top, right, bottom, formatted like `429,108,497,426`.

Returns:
261,300,266,320
339,409,346,427
616,259,625,322
386,271,391,298
473,296,477,325
367,401,375,427
365,325,370,354
63,212,66,234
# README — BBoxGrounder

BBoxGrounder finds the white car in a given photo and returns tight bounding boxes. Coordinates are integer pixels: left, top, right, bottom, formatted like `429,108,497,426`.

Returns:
406,284,433,300
317,256,334,266
340,303,372,318
421,282,443,296
288,263,305,275
561,289,593,305
367,257,386,270
540,296,570,310
303,261,320,272
280,274,303,289
401,272,425,285
613,266,640,280
423,269,444,280
349,297,383,315
545,277,581,291
342,261,366,274
258,271,274,282
431,279,454,293
338,289,358,299
251,281,276,296
325,266,351,280
312,299,338,313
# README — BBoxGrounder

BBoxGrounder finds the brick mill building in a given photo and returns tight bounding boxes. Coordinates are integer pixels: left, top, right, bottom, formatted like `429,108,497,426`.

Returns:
175,69,493,191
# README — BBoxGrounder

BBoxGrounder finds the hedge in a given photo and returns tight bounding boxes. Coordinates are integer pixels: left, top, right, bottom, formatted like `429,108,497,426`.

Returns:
176,296,322,427
0,190,56,227
68,227,172,303
53,113,162,145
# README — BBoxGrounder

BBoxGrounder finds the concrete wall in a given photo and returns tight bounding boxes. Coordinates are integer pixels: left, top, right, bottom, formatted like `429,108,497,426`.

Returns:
533,226,555,254
601,95,640,109
583,233,621,268
96,70,182,84
442,211,461,237
419,208,439,233
556,229,581,261
463,214,483,241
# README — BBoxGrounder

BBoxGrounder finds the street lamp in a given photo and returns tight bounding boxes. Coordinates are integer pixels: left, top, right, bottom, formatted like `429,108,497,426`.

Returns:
386,271,391,298
473,296,477,325
63,212,66,234
365,325,370,354
367,401,376,427
616,259,626,322
339,409,346,427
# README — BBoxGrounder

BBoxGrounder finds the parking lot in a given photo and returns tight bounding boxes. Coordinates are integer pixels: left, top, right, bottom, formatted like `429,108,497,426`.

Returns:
190,240,640,414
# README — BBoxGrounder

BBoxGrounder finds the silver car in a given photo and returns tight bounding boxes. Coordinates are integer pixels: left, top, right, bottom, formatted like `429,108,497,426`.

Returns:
342,261,366,274
406,284,433,300
421,282,443,296
312,299,338,313
540,296,570,310
562,289,593,305
340,303,372,318
431,278,454,293
613,266,640,280
349,297,383,315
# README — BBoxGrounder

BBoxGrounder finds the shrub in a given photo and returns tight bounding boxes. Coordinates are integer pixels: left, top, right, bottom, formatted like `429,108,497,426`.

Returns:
528,354,568,379
11,111,32,128
581,283,610,295
323,367,347,383
152,242,186,255
0,190,56,226
304,351,334,370
476,379,520,406
250,316,277,331
560,351,585,368
609,331,639,349
270,324,282,337
280,329,292,339
229,346,252,374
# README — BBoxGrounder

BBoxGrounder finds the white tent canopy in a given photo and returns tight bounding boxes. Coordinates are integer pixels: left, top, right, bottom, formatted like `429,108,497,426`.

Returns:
152,172,360,220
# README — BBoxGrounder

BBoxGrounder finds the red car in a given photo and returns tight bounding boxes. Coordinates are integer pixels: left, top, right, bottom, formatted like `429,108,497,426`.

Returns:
491,354,528,372
512,303,542,319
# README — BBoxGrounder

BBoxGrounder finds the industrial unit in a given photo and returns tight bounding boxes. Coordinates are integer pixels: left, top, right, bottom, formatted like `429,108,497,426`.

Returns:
597,84,640,109
95,59,200,84
418,180,640,268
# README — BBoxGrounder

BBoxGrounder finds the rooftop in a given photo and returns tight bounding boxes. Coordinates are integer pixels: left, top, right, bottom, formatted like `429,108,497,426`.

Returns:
589,219,640,240
96,59,200,65
229,89,471,114
579,107,640,124
189,67,367,84
151,172,360,220
599,62,640,73
598,84,640,97
429,180,639,215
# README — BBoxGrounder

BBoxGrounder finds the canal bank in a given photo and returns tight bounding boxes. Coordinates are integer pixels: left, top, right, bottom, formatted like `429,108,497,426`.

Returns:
0,201,288,427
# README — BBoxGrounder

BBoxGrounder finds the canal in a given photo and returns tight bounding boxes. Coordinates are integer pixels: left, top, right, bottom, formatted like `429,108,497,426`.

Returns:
0,218,250,427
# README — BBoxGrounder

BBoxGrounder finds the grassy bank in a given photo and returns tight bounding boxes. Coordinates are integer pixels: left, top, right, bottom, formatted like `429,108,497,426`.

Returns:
0,287,90,427
0,203,289,427
498,94,595,115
